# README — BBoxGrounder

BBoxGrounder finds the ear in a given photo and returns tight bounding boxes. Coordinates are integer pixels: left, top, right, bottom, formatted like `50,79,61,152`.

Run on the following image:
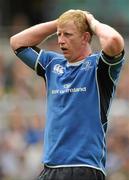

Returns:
82,32,91,43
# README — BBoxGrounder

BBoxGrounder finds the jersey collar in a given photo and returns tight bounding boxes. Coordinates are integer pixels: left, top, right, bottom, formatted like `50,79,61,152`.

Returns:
66,59,85,67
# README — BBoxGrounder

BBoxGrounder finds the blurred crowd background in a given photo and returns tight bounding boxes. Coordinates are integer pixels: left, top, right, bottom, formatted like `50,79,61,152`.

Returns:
0,0,129,179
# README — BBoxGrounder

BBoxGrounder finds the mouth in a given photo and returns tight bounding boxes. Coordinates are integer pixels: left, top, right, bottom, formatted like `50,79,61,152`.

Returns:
61,47,67,50
61,47,68,54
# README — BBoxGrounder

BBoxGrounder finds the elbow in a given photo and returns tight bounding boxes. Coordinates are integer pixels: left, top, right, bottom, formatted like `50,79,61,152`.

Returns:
104,34,124,56
10,36,16,51
112,34,124,52
10,35,21,51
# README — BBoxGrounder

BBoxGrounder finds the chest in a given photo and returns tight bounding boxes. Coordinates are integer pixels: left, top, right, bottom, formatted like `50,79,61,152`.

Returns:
47,60,96,90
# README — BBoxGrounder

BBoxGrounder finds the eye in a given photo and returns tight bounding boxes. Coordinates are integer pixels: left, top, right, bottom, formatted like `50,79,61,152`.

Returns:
57,32,61,37
64,32,72,37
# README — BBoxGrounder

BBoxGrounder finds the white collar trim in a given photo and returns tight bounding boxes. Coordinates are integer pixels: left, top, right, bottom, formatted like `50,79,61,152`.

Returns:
67,59,85,67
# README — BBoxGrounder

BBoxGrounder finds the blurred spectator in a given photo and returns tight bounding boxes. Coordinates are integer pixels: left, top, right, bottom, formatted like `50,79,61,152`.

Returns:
24,114,44,145
116,62,129,99
107,116,129,179
0,54,6,97
9,13,29,36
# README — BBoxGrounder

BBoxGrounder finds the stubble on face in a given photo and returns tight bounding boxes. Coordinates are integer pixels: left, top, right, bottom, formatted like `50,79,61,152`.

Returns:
57,21,85,62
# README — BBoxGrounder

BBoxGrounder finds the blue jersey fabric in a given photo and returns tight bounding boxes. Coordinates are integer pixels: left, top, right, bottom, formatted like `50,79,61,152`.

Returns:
16,48,124,175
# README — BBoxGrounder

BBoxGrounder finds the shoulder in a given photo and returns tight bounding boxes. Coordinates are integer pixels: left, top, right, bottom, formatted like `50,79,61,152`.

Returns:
41,49,65,60
84,51,100,65
38,49,66,69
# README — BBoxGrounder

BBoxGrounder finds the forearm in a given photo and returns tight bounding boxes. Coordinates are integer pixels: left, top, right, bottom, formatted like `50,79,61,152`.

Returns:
86,13,124,56
10,20,57,50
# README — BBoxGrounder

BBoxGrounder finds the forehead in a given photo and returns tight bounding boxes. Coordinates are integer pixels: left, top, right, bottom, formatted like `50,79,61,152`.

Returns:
57,20,78,32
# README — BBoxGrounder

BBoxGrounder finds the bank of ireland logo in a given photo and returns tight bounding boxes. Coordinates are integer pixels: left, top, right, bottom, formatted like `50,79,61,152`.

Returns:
53,64,65,75
64,83,71,88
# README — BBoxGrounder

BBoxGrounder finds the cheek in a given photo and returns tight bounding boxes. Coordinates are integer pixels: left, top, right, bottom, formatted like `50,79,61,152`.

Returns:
72,40,82,49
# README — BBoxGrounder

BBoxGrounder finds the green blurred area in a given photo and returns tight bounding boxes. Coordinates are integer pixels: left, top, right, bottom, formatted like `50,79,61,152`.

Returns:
56,0,129,36
0,0,129,36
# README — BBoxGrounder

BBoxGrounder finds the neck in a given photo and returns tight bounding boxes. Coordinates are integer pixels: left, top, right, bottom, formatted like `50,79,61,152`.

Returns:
68,44,92,63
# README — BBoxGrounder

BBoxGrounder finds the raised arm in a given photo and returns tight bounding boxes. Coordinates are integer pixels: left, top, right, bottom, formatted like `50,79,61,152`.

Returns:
85,12,124,56
10,20,57,51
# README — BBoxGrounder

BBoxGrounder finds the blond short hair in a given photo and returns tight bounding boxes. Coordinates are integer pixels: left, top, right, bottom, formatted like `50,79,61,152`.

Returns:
58,9,93,37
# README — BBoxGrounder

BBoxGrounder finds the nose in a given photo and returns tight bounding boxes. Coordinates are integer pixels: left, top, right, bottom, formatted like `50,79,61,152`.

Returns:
58,35,65,44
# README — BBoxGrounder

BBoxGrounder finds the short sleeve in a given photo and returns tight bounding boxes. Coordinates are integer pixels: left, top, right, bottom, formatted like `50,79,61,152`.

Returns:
100,50,125,65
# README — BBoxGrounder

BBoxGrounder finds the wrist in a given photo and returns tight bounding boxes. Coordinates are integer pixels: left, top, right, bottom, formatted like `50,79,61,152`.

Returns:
90,19,99,33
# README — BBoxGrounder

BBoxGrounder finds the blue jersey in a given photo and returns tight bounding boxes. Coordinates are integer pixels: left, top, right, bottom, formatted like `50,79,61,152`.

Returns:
16,47,124,175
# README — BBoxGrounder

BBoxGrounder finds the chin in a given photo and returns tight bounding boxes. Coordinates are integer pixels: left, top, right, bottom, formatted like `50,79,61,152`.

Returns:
63,54,74,62
64,54,69,59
